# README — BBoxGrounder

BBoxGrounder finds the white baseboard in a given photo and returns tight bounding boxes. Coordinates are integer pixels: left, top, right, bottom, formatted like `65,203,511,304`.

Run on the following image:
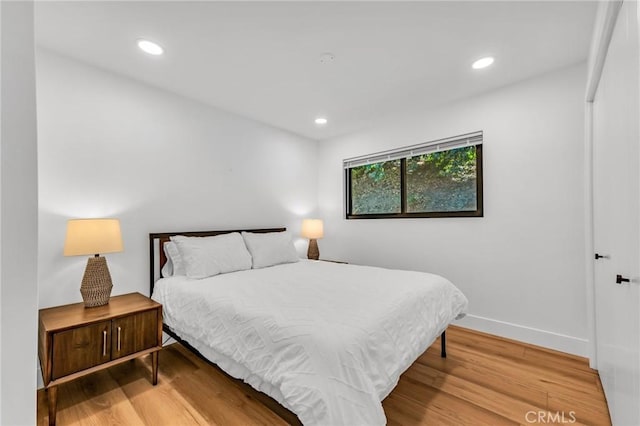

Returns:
455,314,589,358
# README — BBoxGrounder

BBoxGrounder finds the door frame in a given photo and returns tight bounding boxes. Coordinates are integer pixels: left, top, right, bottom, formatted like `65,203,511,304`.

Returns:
584,0,623,369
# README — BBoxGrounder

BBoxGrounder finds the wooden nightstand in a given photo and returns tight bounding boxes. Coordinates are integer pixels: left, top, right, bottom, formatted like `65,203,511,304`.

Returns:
38,292,162,426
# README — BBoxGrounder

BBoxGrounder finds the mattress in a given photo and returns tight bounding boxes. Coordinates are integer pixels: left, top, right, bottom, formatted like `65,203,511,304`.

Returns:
152,260,468,425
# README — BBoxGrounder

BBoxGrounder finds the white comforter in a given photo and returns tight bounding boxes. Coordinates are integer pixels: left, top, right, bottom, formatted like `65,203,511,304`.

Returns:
152,260,468,425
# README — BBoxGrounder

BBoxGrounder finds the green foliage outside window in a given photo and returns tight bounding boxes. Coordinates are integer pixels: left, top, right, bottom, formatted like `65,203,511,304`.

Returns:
406,146,477,212
348,145,480,217
350,160,401,214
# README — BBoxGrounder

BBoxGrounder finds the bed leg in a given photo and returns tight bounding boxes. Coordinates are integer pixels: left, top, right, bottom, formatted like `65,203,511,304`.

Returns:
440,331,447,358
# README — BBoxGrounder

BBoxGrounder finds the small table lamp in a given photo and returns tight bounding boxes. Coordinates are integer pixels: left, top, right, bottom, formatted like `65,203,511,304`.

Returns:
301,219,323,260
64,218,124,307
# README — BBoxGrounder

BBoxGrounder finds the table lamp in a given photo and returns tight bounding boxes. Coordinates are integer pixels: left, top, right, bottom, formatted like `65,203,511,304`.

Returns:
64,218,124,307
301,219,323,260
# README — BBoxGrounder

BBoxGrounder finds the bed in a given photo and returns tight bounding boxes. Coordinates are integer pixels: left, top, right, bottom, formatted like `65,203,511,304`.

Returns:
149,228,468,425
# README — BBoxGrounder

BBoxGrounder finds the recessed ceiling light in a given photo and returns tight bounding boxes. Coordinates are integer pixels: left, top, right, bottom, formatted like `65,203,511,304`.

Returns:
472,56,494,70
315,117,328,125
137,39,164,56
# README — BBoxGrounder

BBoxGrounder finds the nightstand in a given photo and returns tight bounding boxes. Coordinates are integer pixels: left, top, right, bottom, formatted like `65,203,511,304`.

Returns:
38,292,162,426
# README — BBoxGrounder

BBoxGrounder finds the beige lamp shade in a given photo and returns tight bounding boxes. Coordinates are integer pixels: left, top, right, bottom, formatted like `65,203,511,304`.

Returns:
301,219,324,239
64,218,124,256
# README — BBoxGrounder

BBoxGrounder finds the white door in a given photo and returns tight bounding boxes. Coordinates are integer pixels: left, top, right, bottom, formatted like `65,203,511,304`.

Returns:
593,1,640,425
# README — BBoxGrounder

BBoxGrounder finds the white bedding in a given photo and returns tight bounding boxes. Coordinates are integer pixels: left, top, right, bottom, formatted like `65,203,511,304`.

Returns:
152,260,468,425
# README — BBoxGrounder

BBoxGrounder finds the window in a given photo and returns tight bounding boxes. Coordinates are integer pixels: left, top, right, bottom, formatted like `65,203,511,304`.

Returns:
345,132,483,218
350,159,401,215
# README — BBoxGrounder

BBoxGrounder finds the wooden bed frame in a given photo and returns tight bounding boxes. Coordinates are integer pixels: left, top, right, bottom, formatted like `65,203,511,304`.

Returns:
148,227,447,425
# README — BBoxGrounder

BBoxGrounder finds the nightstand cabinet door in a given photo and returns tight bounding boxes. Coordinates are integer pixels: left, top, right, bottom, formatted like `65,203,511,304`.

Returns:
111,310,159,360
51,320,111,380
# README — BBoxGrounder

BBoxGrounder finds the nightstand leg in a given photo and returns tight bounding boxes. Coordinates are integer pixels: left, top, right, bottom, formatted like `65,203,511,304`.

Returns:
152,351,159,385
47,386,58,426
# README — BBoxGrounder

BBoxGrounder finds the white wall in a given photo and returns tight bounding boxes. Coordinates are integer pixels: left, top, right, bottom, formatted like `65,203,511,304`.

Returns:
317,64,588,356
36,49,318,311
0,1,39,424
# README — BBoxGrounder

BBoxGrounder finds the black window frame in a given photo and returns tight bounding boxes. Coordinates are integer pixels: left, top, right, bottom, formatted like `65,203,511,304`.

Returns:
345,144,483,219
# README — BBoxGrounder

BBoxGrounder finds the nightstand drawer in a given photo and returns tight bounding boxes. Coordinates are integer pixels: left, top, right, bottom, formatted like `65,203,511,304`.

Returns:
51,320,111,379
111,310,158,360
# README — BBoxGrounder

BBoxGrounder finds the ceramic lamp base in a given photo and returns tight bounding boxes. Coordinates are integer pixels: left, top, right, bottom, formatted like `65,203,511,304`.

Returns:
80,256,113,308
307,239,320,260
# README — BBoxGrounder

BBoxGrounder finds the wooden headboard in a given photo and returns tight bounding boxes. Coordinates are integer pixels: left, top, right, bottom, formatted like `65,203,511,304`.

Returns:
149,227,286,296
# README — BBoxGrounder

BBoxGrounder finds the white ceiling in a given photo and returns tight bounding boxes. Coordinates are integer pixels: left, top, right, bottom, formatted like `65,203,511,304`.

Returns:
35,1,597,141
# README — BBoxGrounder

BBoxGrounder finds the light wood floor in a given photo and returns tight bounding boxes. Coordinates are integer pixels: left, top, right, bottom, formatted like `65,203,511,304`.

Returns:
37,325,611,425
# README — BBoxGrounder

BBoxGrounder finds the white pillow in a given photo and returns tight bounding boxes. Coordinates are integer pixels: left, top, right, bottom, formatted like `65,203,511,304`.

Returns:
241,231,299,269
171,233,252,279
160,248,173,277
161,241,186,277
